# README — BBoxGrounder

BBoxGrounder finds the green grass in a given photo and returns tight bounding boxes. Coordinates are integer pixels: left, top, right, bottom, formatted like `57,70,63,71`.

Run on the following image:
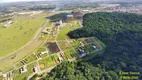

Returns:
0,76,2,80
15,54,37,68
57,20,80,40
36,47,46,54
0,15,45,57
15,62,23,68
27,62,38,73
13,62,37,80
0,23,4,29
57,27,71,40
64,49,77,59
58,41,71,51
93,37,105,48
39,57,54,70
84,45,94,52
13,70,32,80
3,66,14,73
52,54,59,64
24,54,37,63
72,40,80,48
46,21,52,27
49,36,56,40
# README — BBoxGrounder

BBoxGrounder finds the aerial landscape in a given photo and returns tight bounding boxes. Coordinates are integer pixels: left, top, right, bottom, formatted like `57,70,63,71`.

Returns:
0,0,142,80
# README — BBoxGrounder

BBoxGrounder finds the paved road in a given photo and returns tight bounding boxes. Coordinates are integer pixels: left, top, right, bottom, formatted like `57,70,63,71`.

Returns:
0,19,48,64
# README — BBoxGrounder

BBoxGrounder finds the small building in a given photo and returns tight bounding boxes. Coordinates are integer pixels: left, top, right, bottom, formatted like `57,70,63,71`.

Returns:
42,30,49,34
80,41,84,47
4,21,14,28
82,10,90,12
56,20,63,26
33,66,39,73
41,50,48,55
93,46,97,49
67,14,73,18
20,65,27,73
58,56,63,62
2,74,7,79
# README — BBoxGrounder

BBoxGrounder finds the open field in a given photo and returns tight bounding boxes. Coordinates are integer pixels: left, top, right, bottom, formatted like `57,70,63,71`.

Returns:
39,57,54,70
0,14,45,58
57,41,72,51
57,20,80,40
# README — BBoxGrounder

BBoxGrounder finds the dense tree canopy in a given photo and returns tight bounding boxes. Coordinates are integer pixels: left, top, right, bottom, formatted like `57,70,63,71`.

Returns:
41,62,118,80
68,12,142,78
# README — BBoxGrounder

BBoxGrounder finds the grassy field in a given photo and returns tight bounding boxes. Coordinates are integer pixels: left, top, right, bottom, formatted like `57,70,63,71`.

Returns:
14,62,37,80
64,49,77,59
39,57,54,70
0,14,45,58
58,41,72,51
57,20,80,40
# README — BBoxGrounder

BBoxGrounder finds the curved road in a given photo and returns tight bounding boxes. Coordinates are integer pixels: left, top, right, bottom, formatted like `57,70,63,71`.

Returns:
0,19,48,64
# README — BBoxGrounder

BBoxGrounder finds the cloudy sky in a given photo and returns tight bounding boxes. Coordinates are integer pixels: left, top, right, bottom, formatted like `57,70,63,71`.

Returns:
0,0,142,3
0,0,45,3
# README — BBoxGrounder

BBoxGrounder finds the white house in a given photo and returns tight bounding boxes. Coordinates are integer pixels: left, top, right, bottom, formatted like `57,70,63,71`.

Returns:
20,65,27,73
33,66,39,73
67,14,73,18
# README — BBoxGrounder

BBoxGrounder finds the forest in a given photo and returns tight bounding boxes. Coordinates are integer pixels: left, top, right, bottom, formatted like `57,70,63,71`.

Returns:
68,12,142,79
31,12,142,80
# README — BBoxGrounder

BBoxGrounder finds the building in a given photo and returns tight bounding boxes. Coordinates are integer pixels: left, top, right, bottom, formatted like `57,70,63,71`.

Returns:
82,10,90,12
2,74,7,79
41,50,48,55
58,56,63,62
67,14,74,18
93,46,97,49
66,12,83,19
33,66,39,73
56,20,63,26
42,30,49,34
20,65,27,73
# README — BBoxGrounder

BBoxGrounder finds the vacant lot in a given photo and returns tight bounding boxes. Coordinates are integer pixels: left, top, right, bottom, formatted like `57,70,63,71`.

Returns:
57,20,80,40
47,42,60,53
57,41,72,51
0,14,45,58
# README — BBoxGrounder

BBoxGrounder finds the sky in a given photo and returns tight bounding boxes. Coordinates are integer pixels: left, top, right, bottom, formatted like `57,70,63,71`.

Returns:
0,0,45,3
0,0,142,3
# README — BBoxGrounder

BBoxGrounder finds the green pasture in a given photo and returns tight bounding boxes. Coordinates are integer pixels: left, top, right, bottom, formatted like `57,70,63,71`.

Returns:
0,15,45,57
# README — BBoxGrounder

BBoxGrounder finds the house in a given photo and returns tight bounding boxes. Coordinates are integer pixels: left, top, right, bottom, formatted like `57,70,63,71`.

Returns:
58,56,63,62
42,30,49,34
67,14,73,18
93,46,97,49
56,20,63,26
33,66,39,73
82,10,90,12
4,21,14,28
80,41,84,47
41,50,48,55
2,74,7,79
20,65,27,73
